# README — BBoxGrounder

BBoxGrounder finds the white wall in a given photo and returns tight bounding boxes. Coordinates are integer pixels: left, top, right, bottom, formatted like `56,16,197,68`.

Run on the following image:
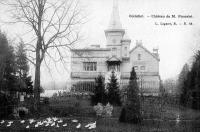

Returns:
130,46,159,73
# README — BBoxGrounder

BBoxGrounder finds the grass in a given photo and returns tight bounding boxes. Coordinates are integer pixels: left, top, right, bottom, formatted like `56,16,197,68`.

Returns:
97,117,200,132
1,117,199,132
1,96,200,132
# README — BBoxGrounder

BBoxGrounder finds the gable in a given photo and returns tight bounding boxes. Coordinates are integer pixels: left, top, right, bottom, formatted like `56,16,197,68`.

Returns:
130,45,159,61
129,46,159,73
106,56,121,62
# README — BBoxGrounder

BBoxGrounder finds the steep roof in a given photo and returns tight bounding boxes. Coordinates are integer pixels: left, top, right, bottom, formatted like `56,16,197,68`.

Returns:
130,44,160,61
107,0,122,30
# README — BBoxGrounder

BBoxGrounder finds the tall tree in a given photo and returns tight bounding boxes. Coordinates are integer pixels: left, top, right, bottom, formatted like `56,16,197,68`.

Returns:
16,40,29,79
0,31,18,94
0,31,19,118
190,50,200,109
16,40,33,95
180,50,200,109
0,31,9,90
4,0,85,110
119,67,142,124
91,74,107,105
178,63,190,106
107,71,121,106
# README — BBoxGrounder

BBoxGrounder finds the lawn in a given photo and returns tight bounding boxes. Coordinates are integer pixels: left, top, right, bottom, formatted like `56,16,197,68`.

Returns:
1,116,200,132
1,96,200,132
96,117,200,132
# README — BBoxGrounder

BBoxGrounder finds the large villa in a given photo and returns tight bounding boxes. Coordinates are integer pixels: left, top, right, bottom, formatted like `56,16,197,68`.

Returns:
70,0,161,95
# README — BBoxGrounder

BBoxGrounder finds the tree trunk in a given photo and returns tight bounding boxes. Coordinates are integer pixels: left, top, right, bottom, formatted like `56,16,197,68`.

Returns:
33,42,41,111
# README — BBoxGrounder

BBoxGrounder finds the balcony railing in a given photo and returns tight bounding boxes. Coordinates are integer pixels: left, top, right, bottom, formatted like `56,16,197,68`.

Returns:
121,72,159,79
71,72,106,79
71,71,159,79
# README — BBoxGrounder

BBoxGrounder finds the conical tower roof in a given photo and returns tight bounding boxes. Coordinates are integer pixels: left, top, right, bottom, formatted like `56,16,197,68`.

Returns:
107,0,122,30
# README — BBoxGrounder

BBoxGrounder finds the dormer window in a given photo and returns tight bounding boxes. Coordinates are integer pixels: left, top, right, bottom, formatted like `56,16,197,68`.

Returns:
138,54,141,60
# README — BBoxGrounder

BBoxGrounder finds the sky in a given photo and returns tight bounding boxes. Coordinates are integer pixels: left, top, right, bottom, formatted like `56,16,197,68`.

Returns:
0,0,200,87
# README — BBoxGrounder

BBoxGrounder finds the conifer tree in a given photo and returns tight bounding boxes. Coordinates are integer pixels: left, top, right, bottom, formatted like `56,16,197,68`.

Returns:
91,74,106,105
179,50,200,110
16,41,33,96
178,64,190,106
107,71,121,106
0,31,18,93
0,31,17,118
119,67,142,123
191,51,200,109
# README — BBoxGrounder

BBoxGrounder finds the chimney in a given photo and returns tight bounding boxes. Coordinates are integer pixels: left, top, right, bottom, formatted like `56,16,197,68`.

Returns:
136,40,142,46
153,48,158,54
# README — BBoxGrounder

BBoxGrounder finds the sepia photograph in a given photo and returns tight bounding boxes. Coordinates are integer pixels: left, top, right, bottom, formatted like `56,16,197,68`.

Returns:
0,0,200,131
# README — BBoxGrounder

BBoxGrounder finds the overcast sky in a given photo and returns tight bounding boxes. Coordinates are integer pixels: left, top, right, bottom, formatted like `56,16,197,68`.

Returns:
0,0,200,86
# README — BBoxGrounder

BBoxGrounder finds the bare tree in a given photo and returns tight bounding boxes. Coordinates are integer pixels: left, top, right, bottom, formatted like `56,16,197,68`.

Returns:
3,0,85,110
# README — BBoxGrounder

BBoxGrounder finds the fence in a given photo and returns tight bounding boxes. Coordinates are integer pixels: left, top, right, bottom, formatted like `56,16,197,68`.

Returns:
71,80,160,96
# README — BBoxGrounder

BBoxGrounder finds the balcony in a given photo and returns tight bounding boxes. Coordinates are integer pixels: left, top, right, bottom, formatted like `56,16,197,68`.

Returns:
71,72,106,79
71,71,159,79
121,72,159,79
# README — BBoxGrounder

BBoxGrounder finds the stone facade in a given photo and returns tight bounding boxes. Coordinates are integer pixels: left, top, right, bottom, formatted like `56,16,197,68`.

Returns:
70,0,161,95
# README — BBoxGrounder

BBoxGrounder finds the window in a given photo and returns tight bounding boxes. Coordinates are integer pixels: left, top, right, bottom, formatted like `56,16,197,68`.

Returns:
83,62,97,71
124,47,127,50
134,66,138,70
140,66,145,70
138,54,141,60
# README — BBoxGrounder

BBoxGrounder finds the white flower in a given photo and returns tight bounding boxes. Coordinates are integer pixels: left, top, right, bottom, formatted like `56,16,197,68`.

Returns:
0,120,5,124
72,119,78,123
63,123,67,127
45,123,49,127
85,121,96,129
76,123,81,128
29,119,35,124
20,120,25,123
57,119,63,123
88,121,96,129
56,124,59,128
51,122,55,126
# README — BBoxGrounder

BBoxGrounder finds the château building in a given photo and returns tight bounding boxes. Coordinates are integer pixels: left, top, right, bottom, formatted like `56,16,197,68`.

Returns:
70,0,161,95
